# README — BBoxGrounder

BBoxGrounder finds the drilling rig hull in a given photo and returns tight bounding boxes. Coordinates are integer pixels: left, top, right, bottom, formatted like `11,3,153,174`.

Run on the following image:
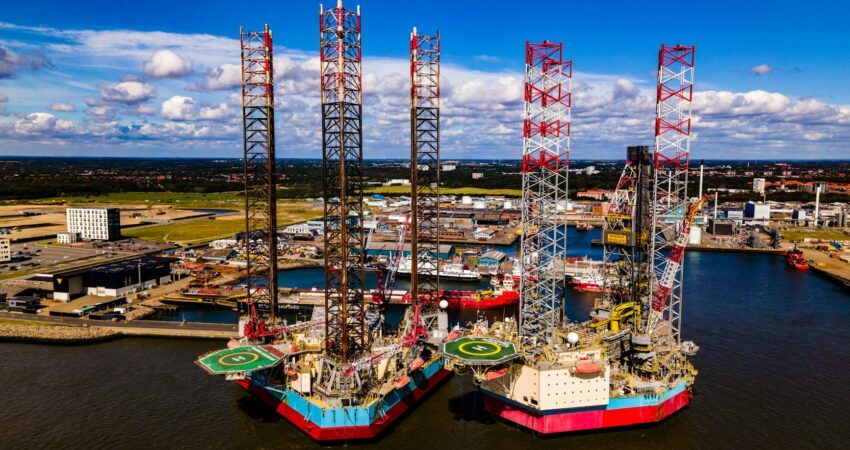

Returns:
237,360,451,442
481,381,691,434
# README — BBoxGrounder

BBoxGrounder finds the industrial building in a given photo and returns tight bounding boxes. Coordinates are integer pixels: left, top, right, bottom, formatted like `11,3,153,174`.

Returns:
52,256,172,301
66,207,121,241
0,237,10,263
745,202,771,220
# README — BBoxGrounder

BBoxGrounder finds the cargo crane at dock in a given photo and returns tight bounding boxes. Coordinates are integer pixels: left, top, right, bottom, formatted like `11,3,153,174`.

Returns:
197,3,450,442
443,43,700,435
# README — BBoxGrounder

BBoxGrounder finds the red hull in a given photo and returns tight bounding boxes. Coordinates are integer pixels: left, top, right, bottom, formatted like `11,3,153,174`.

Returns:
441,289,519,310
483,389,692,434
447,291,519,310
237,368,452,442
571,283,602,293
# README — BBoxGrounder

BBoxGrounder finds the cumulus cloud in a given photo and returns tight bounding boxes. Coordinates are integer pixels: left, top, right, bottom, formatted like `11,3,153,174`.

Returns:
161,95,197,120
100,81,157,104
14,112,73,134
751,64,773,76
143,49,192,78
189,63,241,91
198,103,234,121
87,105,115,118
49,102,76,112
1,22,849,158
0,45,50,78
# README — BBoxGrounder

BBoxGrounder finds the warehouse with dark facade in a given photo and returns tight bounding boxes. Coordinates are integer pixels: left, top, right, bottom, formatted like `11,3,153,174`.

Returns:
52,257,172,301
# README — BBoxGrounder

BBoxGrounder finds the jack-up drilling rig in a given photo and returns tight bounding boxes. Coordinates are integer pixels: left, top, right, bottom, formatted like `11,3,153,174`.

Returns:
197,3,450,442
442,43,701,435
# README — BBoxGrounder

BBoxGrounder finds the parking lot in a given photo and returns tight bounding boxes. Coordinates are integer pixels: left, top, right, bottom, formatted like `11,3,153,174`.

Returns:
0,243,129,276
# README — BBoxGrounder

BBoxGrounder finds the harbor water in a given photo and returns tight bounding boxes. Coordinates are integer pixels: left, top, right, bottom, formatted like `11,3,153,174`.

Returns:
1,229,849,448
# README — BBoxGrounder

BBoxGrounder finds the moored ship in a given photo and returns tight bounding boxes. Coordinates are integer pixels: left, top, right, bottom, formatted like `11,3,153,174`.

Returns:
396,257,481,281
785,246,810,270
569,271,604,292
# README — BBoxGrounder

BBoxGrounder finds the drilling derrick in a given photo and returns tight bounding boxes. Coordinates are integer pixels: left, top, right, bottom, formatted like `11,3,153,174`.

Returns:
409,28,440,327
650,45,695,343
602,146,653,320
320,0,366,363
518,41,572,351
240,25,279,336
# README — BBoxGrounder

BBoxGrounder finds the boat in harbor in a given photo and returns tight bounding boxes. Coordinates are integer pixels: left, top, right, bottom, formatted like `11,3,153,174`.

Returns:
576,222,595,232
442,276,518,310
569,271,604,292
396,257,481,281
563,256,605,279
785,246,810,270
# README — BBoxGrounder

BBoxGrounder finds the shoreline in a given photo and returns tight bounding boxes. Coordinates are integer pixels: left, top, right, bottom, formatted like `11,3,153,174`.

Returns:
0,322,121,345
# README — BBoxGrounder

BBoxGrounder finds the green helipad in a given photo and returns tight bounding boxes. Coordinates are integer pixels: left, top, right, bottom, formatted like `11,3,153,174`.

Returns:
442,336,519,365
197,346,283,375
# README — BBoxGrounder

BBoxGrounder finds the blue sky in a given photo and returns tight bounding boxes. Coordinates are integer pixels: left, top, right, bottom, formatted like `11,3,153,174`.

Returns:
1,0,849,159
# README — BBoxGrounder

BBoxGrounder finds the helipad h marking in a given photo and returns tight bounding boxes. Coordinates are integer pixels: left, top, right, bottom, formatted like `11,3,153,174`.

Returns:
218,351,260,366
458,341,502,357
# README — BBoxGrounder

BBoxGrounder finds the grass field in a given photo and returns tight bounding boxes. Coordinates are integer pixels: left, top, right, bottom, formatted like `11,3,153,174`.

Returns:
366,186,522,196
122,203,322,245
782,228,850,242
122,219,246,244
5,192,245,209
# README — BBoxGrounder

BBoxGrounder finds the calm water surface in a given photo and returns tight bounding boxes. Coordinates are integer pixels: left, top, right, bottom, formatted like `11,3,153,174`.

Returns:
1,229,849,448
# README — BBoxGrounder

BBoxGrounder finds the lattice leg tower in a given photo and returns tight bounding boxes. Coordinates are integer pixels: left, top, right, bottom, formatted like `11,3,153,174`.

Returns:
518,41,572,352
320,0,366,364
409,28,440,328
240,25,279,335
650,44,695,344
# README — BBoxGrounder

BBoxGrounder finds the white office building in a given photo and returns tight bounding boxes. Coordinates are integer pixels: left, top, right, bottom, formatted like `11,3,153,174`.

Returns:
752,178,766,194
0,238,10,263
66,207,121,241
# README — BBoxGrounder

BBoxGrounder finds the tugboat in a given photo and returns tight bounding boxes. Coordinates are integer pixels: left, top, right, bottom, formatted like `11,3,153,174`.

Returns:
785,245,810,271
442,276,519,310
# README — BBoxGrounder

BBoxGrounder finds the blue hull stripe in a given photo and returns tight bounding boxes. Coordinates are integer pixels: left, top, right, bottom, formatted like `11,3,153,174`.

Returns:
251,359,445,429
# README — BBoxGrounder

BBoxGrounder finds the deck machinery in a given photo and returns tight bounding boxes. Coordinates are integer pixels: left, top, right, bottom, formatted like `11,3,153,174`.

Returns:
197,2,450,442
443,43,701,435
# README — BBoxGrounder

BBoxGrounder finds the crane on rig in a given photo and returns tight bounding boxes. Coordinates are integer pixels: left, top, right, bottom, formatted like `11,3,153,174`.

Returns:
647,195,706,334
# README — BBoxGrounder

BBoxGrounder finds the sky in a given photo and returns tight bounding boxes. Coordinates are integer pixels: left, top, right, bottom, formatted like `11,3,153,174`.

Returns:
0,0,849,160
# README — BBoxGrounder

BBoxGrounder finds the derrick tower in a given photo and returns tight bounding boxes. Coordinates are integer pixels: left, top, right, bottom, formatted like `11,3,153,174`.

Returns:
601,146,653,321
409,27,441,320
320,0,366,363
649,44,695,343
518,41,572,351
240,25,279,334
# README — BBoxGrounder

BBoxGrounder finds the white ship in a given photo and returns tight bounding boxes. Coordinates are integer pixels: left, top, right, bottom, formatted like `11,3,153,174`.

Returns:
396,257,481,281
